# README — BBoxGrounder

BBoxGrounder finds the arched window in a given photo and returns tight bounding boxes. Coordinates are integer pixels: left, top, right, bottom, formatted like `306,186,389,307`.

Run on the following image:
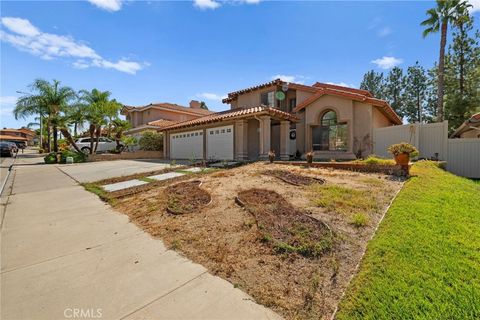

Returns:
312,110,347,151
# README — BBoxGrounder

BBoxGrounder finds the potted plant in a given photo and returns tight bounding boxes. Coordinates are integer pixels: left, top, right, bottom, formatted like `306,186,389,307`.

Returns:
387,142,419,165
305,151,314,165
268,150,275,163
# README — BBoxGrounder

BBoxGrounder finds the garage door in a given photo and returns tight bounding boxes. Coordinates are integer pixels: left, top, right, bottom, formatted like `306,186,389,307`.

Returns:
207,125,234,160
170,130,203,159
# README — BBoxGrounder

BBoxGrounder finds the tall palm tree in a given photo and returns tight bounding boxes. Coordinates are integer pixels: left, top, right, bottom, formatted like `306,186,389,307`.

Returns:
79,89,122,154
421,0,471,122
14,79,76,153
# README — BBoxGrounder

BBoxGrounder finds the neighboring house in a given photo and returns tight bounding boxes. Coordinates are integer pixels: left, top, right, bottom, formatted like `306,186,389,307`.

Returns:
121,100,213,138
160,79,402,161
0,128,36,146
450,113,480,139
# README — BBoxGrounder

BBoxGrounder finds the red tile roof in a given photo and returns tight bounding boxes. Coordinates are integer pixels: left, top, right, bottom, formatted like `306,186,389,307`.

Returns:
161,106,298,131
0,135,28,141
122,103,213,116
147,119,177,128
221,79,401,125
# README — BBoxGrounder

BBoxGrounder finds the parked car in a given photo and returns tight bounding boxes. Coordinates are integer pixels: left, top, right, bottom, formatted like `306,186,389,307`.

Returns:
4,141,18,153
74,137,123,154
0,142,15,157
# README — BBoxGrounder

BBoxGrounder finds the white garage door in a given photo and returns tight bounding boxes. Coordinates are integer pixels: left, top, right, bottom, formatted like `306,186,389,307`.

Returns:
207,125,234,160
170,130,203,159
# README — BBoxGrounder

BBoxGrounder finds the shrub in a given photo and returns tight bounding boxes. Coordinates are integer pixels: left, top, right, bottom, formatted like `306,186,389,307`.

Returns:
138,131,163,151
44,152,57,164
350,213,369,227
354,155,396,166
60,150,86,163
387,142,419,158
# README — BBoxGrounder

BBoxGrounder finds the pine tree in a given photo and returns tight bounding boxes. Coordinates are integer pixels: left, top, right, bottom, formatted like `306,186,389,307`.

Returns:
384,67,405,118
359,70,385,99
403,62,429,123
444,18,480,131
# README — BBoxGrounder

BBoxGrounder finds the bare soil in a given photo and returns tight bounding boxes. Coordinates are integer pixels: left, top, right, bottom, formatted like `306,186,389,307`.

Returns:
263,169,326,186
111,162,403,319
165,180,211,214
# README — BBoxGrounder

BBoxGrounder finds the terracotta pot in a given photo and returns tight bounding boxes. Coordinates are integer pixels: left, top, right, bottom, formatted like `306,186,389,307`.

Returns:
394,153,410,165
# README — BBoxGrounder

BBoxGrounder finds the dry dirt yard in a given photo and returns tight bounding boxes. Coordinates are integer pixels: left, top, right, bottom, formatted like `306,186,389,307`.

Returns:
110,163,403,319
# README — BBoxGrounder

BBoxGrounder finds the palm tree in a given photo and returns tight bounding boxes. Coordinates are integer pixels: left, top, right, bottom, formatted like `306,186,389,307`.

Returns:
14,79,76,153
421,0,471,122
79,89,122,154
111,119,131,150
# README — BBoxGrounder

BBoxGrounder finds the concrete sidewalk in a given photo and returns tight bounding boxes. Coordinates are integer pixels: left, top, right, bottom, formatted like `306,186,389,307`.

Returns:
1,159,280,319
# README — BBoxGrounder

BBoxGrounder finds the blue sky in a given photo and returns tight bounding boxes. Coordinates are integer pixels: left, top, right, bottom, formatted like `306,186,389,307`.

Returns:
1,0,479,129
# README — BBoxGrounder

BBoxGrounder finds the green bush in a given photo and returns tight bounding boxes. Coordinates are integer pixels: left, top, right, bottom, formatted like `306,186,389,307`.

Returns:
354,155,396,166
60,150,86,163
138,131,163,151
387,142,419,158
44,152,57,164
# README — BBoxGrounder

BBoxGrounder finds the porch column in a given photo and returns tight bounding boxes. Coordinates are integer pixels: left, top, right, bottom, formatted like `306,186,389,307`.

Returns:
234,120,248,160
279,121,290,161
259,116,271,160
163,132,168,159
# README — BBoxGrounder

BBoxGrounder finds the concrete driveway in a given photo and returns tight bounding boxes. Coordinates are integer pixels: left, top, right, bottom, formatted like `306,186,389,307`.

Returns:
57,159,189,183
1,155,280,320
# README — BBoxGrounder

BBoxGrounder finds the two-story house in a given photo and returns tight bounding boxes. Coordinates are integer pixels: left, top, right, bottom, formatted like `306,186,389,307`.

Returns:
122,100,213,138
0,127,36,146
160,79,402,161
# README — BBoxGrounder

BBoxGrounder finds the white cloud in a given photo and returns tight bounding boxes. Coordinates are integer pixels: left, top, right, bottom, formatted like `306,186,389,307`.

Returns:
87,0,123,12
371,56,403,69
194,0,221,10
0,96,18,105
193,0,261,10
270,74,305,84
197,92,227,102
469,0,480,13
326,82,356,88
377,27,392,37
1,17,40,36
0,17,145,74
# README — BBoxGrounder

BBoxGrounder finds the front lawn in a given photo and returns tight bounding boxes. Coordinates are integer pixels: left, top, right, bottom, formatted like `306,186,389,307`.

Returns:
337,161,480,319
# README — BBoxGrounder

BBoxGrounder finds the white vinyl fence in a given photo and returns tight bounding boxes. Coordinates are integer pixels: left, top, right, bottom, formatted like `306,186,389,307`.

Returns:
373,121,480,178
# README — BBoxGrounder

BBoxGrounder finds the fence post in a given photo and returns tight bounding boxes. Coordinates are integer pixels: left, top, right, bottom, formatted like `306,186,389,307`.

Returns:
442,120,449,161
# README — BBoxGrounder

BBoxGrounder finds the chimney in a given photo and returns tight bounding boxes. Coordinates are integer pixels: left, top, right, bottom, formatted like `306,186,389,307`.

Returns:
189,100,201,109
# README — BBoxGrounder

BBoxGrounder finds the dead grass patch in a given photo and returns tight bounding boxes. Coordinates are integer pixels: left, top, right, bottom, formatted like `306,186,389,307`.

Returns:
165,180,211,214
236,189,333,257
263,169,326,186
106,162,403,320
309,184,378,216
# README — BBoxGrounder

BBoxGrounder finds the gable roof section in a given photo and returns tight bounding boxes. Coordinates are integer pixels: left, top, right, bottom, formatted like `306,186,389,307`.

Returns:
161,106,298,131
147,119,177,128
450,112,480,138
122,103,213,117
293,86,402,125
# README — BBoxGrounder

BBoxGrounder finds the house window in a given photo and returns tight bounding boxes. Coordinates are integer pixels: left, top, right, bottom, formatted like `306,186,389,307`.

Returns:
226,128,231,133
260,91,275,107
289,98,296,112
312,110,347,151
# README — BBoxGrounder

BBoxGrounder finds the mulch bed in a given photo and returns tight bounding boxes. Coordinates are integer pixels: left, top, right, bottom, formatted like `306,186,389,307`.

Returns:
165,180,211,214
236,188,333,258
263,169,326,186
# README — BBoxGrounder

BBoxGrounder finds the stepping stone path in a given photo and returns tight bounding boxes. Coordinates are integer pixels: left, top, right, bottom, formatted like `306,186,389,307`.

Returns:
102,167,205,192
148,172,185,181
103,179,149,192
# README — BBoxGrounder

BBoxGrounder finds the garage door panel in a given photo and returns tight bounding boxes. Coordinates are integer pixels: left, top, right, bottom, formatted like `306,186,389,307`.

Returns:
170,130,203,159
207,125,233,160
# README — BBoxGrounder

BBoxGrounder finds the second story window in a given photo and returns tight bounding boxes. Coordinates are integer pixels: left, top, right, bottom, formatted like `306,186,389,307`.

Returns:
260,91,274,107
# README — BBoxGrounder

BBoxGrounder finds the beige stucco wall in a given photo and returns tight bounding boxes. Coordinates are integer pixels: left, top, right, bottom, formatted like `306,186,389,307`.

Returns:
460,128,480,138
128,108,204,127
303,95,354,154
372,107,393,128
233,85,277,109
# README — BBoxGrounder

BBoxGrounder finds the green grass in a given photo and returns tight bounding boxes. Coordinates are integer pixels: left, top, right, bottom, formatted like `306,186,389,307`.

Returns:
353,155,396,166
350,213,369,228
337,161,480,319
82,183,116,205
138,177,156,183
